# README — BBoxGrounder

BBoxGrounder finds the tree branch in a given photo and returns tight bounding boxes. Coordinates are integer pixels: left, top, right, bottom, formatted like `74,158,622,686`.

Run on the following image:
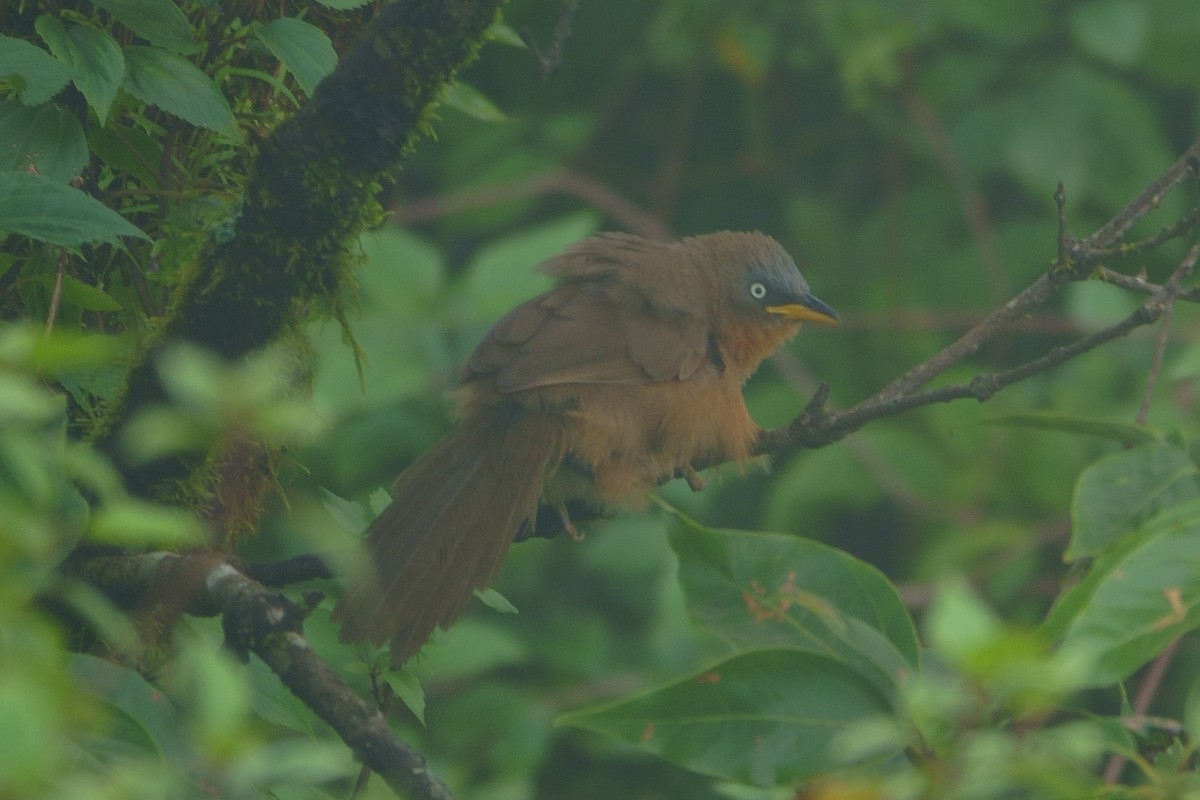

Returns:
77,552,452,800
746,135,1200,461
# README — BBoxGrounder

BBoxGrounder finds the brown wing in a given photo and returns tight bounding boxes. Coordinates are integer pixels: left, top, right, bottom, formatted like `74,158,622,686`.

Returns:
465,278,710,393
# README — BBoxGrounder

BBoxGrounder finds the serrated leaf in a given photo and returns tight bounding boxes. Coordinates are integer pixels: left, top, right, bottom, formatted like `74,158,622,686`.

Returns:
123,46,238,138
975,410,1160,446
666,508,918,700
1069,443,1200,561
1047,495,1200,684
36,16,125,125
0,98,88,182
90,0,198,54
561,648,894,786
253,18,337,96
442,81,509,122
0,34,72,105
0,171,148,246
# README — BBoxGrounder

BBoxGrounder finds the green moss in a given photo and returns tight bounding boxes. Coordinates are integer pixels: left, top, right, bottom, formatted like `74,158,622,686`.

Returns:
96,0,507,510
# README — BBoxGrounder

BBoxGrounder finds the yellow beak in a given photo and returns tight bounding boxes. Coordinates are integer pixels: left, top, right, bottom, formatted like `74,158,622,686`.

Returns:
766,293,839,325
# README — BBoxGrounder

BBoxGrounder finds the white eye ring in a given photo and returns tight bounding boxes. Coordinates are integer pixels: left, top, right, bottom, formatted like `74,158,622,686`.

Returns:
749,282,767,300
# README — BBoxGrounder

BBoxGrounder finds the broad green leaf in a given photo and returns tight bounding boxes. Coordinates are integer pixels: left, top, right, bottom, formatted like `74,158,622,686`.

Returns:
667,509,918,699
69,654,196,761
0,372,66,424
443,81,509,123
88,499,205,546
253,18,337,96
462,212,598,323
122,46,238,139
975,411,1159,447
0,34,72,105
0,171,148,246
58,275,123,312
313,0,372,8
0,99,88,182
1047,496,1200,685
90,0,198,54
36,16,124,124
1069,443,1200,561
1069,0,1148,67
86,118,161,187
561,648,894,786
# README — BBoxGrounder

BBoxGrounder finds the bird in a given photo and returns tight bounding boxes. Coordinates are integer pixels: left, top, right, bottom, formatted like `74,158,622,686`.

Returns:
333,230,838,663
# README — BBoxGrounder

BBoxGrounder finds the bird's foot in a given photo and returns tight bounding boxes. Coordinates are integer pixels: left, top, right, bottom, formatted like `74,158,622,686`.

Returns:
681,464,708,492
557,504,585,541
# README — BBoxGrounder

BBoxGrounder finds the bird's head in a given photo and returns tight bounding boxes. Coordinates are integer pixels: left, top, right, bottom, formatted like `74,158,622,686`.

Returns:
689,231,839,328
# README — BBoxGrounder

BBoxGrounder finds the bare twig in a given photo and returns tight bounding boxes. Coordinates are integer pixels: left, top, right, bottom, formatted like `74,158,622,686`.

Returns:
391,169,673,240
1082,138,1200,251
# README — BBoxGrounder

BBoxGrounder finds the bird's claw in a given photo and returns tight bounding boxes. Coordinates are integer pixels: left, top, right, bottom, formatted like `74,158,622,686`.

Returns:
681,464,708,492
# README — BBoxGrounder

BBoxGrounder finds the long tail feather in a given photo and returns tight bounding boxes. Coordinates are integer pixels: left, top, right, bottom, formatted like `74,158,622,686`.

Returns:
334,410,558,663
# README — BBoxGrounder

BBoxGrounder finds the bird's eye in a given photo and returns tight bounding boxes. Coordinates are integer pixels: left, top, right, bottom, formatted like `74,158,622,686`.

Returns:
749,282,767,300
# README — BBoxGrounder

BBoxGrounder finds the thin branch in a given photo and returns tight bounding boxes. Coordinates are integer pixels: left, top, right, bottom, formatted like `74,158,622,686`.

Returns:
1082,137,1200,251
77,552,452,800
391,169,673,240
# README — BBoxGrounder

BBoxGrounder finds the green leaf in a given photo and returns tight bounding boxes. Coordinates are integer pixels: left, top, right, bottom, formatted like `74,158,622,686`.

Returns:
36,16,125,125
1047,496,1200,685
462,212,599,323
0,34,72,105
0,98,88,182
666,508,918,699
488,22,528,49
313,0,372,8
90,0,198,54
122,46,238,139
88,499,205,547
0,171,148,245
1069,0,1148,67
1069,443,1200,561
475,587,519,614
442,81,509,122
86,118,161,187
382,669,426,724
974,411,1160,447
253,18,337,96
320,487,368,535
560,648,894,786
58,275,123,312
69,654,197,762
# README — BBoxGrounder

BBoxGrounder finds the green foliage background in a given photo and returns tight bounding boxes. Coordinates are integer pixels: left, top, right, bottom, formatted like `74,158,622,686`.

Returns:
4,0,1200,798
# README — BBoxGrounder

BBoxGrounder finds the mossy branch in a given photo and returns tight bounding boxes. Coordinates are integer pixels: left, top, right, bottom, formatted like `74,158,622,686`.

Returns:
96,0,505,499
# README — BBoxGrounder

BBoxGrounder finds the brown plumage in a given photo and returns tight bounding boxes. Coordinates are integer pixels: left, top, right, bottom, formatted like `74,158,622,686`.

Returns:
333,231,838,663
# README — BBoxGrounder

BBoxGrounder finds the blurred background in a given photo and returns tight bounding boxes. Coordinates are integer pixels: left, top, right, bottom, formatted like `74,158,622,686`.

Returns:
234,1,1200,796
